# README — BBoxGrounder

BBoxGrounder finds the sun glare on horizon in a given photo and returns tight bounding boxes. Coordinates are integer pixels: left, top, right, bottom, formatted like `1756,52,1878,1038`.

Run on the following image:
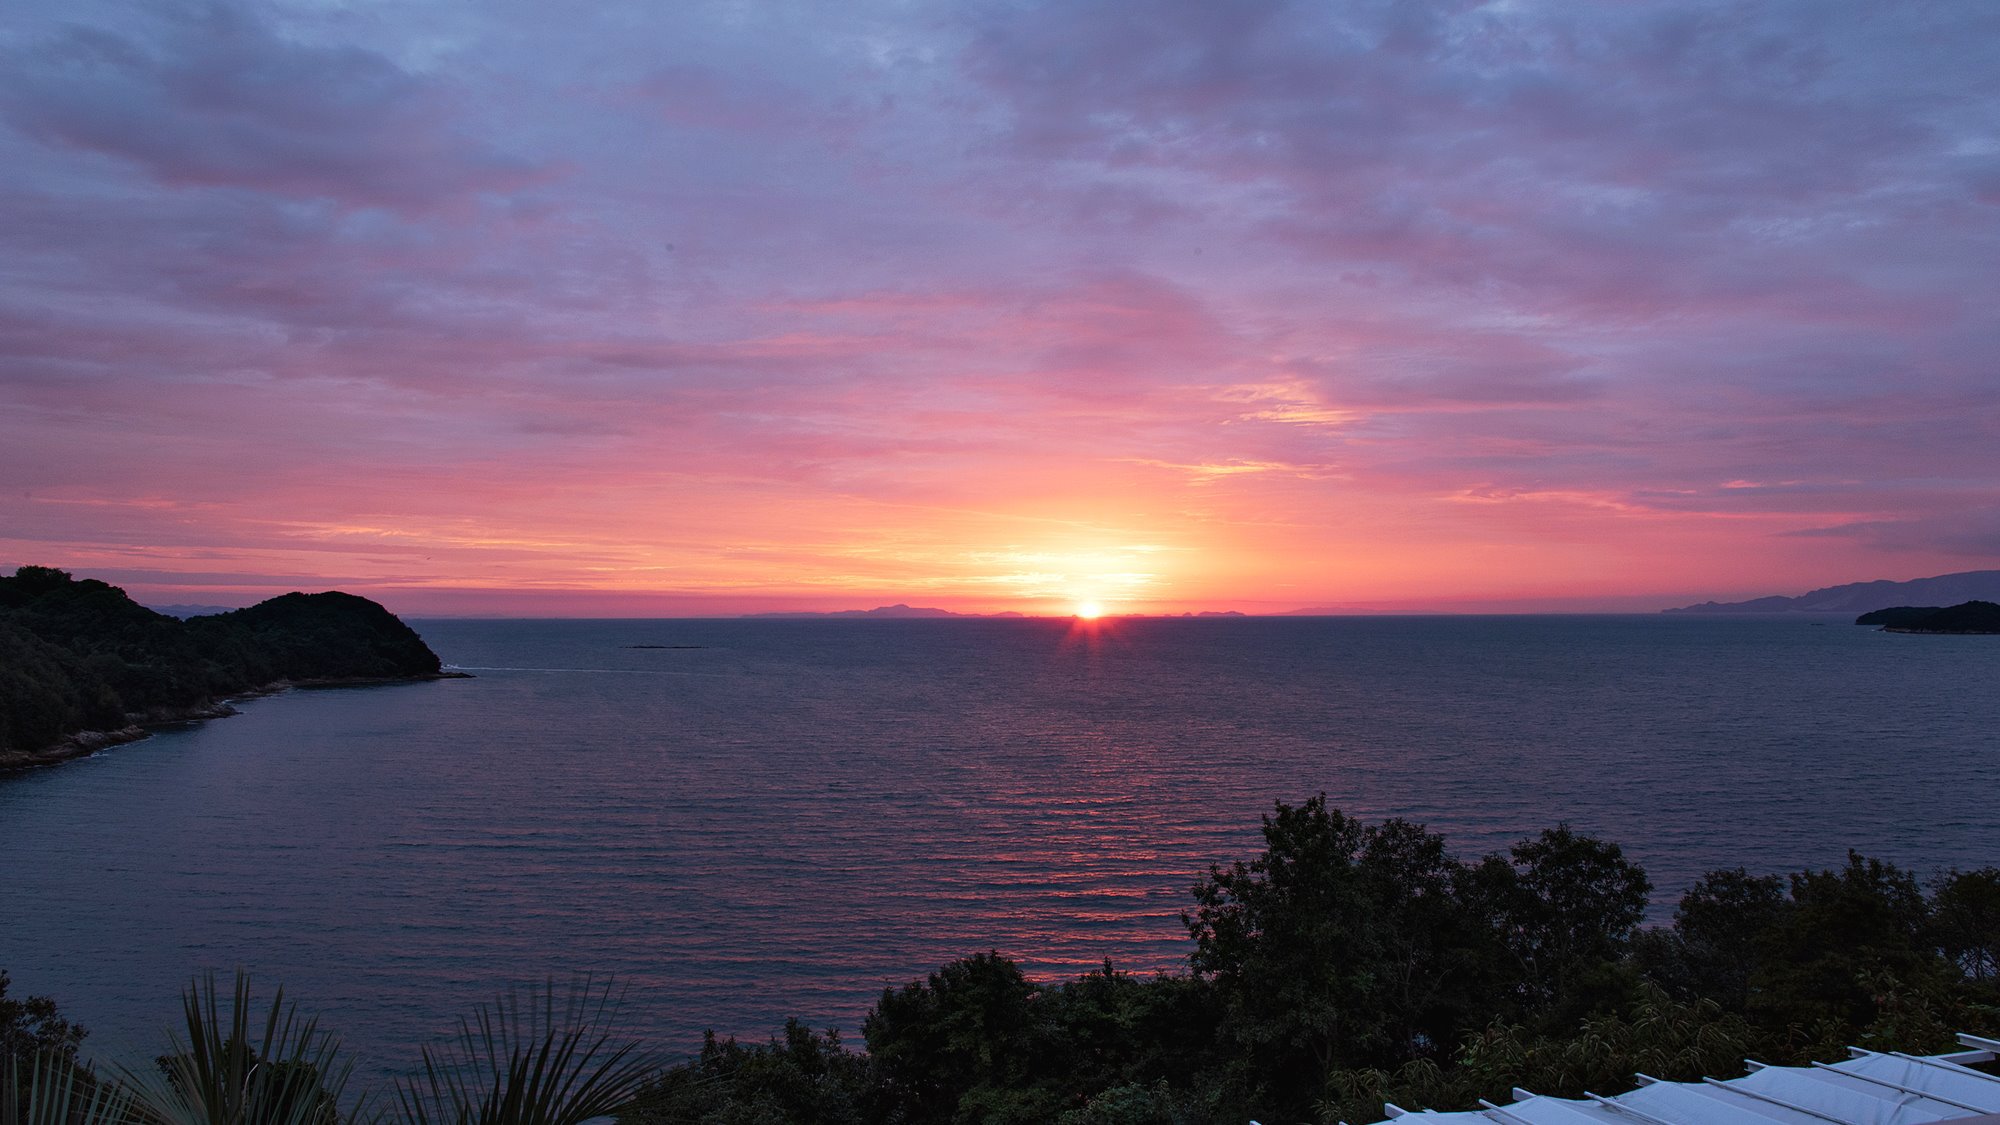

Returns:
1075,600,1104,619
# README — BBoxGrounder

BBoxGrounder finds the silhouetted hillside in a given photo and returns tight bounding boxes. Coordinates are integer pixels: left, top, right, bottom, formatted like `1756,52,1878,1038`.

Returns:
1860,600,2000,634
186,591,442,682
1854,606,1942,628
0,567,446,768
1666,570,2000,614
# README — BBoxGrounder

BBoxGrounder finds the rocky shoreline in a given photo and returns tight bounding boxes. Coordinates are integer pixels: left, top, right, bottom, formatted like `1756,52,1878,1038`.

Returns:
0,671,470,772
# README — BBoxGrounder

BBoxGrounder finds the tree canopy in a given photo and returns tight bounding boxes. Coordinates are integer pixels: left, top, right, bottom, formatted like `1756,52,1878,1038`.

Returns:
620,799,1999,1124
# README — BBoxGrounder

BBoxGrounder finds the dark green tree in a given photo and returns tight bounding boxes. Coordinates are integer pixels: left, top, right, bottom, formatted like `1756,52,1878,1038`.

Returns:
1931,868,2000,988
862,952,1059,1124
0,971,87,1083
1184,797,1516,1120
627,1021,868,1125
1483,824,1651,1015
1669,868,1791,1011
1750,852,1940,1033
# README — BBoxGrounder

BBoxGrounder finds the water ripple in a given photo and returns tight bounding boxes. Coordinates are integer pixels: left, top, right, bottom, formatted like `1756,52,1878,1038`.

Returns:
2,616,1996,1080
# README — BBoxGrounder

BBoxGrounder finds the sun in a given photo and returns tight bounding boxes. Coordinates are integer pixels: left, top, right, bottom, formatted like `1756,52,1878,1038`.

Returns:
1075,600,1104,619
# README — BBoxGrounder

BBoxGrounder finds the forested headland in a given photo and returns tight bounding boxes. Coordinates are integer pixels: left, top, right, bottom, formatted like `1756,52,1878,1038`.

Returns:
8,799,1996,1125
0,566,447,769
1857,601,2000,633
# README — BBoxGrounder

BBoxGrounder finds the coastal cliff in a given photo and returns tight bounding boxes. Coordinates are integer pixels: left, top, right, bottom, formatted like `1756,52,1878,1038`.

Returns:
0,566,452,769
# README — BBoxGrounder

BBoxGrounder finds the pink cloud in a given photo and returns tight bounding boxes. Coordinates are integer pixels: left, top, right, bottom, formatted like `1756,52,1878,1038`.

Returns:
1,0,1996,610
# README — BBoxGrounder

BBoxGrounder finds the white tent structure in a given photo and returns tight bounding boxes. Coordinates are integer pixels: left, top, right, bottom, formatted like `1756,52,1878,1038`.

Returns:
1354,1033,2000,1125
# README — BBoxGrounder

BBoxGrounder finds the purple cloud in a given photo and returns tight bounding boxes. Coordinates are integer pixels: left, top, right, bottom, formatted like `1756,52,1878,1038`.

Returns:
0,4,546,210
1,0,1997,609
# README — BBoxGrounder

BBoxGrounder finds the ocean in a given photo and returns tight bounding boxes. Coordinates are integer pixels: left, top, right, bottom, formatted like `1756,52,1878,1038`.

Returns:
2,614,1996,1079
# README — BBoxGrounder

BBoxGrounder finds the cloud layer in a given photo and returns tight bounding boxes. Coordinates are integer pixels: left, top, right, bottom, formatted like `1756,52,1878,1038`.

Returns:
3,0,1997,612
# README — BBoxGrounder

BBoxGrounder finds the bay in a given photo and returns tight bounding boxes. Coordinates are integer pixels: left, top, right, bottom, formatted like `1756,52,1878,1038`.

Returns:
2,614,1996,1079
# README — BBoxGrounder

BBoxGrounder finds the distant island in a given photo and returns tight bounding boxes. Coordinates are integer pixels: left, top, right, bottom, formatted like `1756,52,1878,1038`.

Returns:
1857,600,2000,634
743,603,979,619
1664,569,2000,614
739,604,1246,619
145,603,242,618
0,566,454,770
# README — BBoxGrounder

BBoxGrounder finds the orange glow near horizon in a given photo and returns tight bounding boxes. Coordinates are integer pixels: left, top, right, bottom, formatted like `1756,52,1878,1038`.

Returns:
2,5,1997,620
5,472,1971,618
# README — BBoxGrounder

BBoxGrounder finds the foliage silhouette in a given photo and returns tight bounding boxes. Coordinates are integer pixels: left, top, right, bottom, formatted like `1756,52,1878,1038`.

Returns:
1,1051,132,1125
395,979,655,1125
124,973,354,1125
11,802,2000,1125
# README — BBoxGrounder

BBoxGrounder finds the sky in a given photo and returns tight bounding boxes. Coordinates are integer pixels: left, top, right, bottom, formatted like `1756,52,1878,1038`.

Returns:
2,0,1998,616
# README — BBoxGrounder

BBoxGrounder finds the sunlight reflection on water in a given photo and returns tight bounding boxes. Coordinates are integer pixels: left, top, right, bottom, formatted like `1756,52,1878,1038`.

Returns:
2,615,1996,1079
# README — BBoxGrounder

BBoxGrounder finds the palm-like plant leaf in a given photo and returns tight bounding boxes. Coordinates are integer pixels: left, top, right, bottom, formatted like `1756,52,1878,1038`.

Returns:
394,979,653,1125
2,1051,135,1125
118,972,356,1125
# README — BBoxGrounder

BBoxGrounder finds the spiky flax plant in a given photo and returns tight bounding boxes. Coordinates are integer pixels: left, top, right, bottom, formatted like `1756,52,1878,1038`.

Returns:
119,972,356,1125
393,979,653,1125
3,1051,135,1125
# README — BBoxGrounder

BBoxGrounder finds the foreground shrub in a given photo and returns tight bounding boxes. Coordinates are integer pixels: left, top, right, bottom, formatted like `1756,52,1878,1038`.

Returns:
397,979,655,1125
13,798,2000,1125
625,1022,868,1125
130,972,351,1125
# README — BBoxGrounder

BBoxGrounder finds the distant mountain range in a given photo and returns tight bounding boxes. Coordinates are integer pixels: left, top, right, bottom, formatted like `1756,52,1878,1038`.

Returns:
742,604,1023,619
1664,570,2000,614
740,604,1248,619
145,603,240,618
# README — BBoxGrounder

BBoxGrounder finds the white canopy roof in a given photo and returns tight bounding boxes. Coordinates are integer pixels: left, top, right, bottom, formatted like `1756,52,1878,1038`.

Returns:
1350,1033,2000,1125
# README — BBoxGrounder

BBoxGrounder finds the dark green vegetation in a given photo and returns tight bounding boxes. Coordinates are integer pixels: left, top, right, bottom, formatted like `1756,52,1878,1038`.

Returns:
1858,605,1948,627
0,567,444,768
8,805,1998,1125
3,974,653,1125
1,971,87,1081
627,799,2000,1125
1857,600,2000,633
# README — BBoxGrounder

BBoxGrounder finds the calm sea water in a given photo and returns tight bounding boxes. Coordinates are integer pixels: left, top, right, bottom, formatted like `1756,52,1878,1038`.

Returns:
3,615,1997,1079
